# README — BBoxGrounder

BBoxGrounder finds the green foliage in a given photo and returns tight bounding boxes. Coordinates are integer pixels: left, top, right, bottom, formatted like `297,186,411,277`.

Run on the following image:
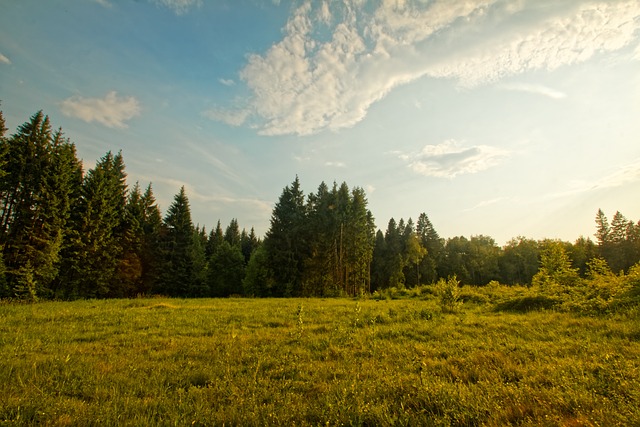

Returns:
157,186,198,297
0,112,82,299
435,275,462,313
532,241,580,294
242,246,275,297
207,241,245,297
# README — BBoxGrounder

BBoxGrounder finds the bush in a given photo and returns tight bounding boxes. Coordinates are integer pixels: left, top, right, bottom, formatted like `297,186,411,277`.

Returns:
435,275,462,313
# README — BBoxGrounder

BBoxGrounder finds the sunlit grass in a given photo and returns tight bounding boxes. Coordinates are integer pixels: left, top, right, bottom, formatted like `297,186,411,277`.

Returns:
1,291,639,425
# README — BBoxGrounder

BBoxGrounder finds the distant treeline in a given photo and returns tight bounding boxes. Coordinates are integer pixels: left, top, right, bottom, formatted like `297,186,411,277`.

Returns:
1,110,639,300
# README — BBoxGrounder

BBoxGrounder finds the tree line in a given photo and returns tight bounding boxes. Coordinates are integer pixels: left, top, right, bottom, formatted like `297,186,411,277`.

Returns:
1,109,639,300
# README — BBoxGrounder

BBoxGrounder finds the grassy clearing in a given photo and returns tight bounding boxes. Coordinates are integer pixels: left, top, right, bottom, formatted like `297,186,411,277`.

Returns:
1,289,639,426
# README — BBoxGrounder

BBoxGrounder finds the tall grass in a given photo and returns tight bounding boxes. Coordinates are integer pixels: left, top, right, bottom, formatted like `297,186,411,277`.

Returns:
1,292,639,425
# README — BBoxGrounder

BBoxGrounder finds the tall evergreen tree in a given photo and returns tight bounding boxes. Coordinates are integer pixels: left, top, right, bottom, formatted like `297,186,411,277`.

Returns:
224,218,241,247
116,182,163,296
206,220,225,259
240,227,260,264
0,112,81,299
416,213,444,284
157,186,197,296
61,151,127,298
208,241,245,297
263,176,307,296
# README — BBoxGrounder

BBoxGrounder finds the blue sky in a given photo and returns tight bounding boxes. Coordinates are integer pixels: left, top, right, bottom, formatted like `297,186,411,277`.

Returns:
1,0,639,244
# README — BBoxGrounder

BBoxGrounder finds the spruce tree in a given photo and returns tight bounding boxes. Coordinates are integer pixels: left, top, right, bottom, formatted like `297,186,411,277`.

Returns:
62,151,127,298
0,112,81,299
263,176,307,296
157,186,196,296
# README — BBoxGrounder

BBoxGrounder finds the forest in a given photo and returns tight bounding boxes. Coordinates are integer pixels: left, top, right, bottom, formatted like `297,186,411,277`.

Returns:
1,109,640,301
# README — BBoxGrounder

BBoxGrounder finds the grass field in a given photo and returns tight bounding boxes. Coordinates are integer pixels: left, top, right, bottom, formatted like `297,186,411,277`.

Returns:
1,287,639,426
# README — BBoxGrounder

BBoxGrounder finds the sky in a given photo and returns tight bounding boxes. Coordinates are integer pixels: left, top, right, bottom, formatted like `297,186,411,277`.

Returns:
1,0,639,245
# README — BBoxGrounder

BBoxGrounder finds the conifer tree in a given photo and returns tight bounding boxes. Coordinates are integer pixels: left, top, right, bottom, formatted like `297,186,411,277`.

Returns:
206,220,225,259
240,227,260,264
416,213,443,284
224,218,241,247
263,176,307,296
157,186,196,296
207,241,245,297
62,151,127,298
0,112,81,299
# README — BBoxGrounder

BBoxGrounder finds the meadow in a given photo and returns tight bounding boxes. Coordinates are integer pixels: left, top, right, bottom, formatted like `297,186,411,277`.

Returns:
1,286,639,426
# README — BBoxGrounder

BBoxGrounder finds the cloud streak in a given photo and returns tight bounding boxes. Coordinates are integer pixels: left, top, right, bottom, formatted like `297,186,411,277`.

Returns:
499,83,567,99
403,140,509,178
0,53,11,64
60,91,141,129
209,0,640,136
151,0,201,15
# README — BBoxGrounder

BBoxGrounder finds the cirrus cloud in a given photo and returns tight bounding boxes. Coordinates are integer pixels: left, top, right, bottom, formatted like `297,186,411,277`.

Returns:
209,0,640,136
151,0,201,15
60,91,141,129
0,52,11,65
403,140,509,178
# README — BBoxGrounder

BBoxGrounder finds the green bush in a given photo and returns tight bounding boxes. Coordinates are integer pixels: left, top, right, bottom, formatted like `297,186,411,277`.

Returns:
435,275,462,313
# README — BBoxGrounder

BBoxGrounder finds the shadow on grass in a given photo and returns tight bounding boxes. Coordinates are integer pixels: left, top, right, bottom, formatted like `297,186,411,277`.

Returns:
493,295,558,313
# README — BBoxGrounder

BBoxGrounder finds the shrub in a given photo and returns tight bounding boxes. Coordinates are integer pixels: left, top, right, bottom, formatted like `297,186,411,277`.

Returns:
435,275,462,313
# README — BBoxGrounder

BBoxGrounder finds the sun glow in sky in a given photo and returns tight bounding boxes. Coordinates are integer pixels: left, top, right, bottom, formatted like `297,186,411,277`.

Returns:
1,0,639,244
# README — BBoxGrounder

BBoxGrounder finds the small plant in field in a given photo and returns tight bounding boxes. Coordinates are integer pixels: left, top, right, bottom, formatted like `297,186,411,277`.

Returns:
436,275,461,313
295,303,304,341
353,302,361,328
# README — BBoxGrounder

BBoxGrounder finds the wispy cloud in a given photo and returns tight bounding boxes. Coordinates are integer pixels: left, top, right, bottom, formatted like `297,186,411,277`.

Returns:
592,159,640,190
325,161,346,168
209,1,640,136
218,78,235,86
60,91,141,129
499,83,566,99
0,52,11,65
403,140,509,178
151,0,201,15
463,197,506,212
94,0,112,8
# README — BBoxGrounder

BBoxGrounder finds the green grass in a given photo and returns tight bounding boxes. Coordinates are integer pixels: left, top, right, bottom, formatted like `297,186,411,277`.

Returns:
1,290,639,426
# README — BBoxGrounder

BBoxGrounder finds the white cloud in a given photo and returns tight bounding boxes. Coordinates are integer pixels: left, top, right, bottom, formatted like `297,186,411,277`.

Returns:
218,78,235,86
463,197,506,212
325,161,346,168
210,0,640,136
151,0,201,15
0,53,11,65
427,2,640,87
592,159,640,190
499,82,566,99
94,0,112,8
60,91,141,129
403,140,509,178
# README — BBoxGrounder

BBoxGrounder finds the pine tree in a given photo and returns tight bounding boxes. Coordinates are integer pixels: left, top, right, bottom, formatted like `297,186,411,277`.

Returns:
62,151,128,298
224,218,241,247
263,176,307,296
206,220,224,259
0,112,81,299
416,213,443,284
240,227,260,264
208,241,245,297
116,182,164,296
157,186,196,296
